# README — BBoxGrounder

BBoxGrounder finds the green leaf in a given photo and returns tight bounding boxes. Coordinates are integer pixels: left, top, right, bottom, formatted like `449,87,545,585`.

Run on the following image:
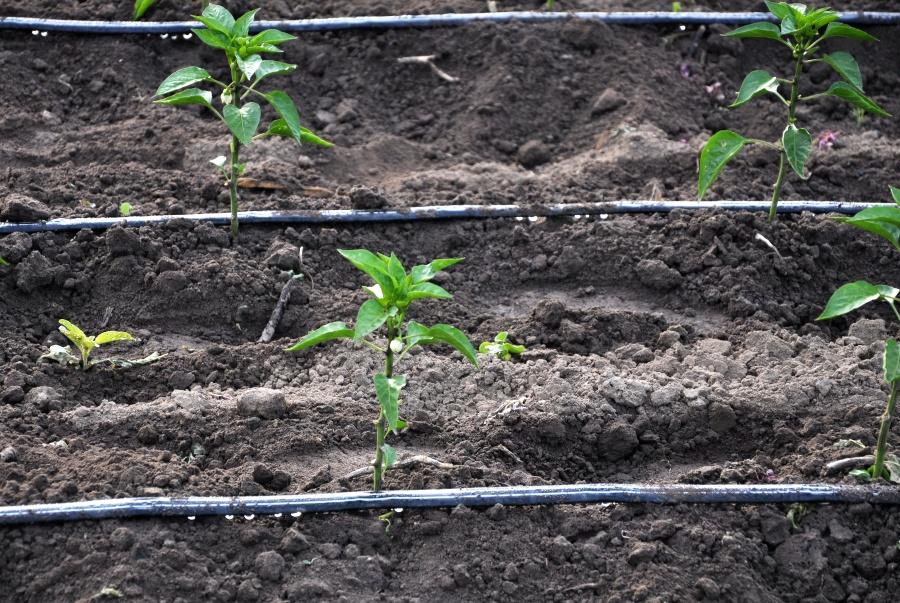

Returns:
838,216,900,252
243,44,283,55
197,3,235,36
884,340,900,384
843,206,900,229
191,28,231,50
724,22,783,42
249,29,297,46
133,0,156,20
223,102,261,145
764,1,795,21
410,258,463,283
821,52,863,90
407,282,452,301
825,82,890,118
232,8,259,38
300,127,334,148
697,130,749,200
381,443,397,469
849,468,873,482
884,454,900,484
782,124,812,178
154,88,214,111
419,324,479,366
254,60,297,82
285,321,353,352
891,186,900,205
730,70,781,108
355,300,390,339
236,54,262,80
338,249,397,300
265,91,304,145
155,66,213,97
0,257,8,267
817,281,882,320
383,253,407,286
374,374,406,434
95,331,134,345
58,319,94,357
404,321,433,348
820,22,877,43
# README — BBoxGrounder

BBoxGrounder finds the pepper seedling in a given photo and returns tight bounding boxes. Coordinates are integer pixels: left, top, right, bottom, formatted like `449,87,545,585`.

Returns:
698,2,889,221
818,187,900,483
288,250,479,491
153,4,332,239
479,331,526,361
54,319,136,371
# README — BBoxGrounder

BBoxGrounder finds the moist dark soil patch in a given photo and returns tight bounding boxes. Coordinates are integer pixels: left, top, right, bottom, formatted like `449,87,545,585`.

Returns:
1,16,898,220
2,211,900,601
2,5,900,603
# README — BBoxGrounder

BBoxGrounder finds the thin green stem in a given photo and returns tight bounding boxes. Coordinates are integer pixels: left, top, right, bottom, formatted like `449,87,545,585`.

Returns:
770,51,805,222
872,382,898,480
373,322,396,492
229,136,240,240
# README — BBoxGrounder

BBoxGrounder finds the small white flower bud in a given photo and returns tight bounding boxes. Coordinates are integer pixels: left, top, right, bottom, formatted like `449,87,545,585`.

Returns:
389,339,403,354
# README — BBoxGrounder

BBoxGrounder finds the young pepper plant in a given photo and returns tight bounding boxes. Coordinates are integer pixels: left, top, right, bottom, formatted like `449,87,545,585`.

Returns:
153,4,332,239
479,331,526,361
817,187,900,483
56,319,135,371
698,2,889,221
287,250,478,491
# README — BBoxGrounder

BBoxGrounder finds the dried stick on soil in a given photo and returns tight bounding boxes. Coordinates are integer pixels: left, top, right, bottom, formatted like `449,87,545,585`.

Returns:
824,455,875,475
396,55,460,83
258,276,302,343
340,455,456,481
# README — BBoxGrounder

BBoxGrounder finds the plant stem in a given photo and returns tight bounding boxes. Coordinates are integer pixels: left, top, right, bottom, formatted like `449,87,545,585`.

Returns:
769,52,805,222
873,382,898,480
229,135,240,240
373,322,396,491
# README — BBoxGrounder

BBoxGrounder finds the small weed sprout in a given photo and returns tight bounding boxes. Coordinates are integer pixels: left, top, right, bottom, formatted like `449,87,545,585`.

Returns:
288,250,479,491
154,4,332,239
55,320,135,371
818,186,900,483
479,331,526,361
698,2,888,221
0,257,8,266
118,202,133,217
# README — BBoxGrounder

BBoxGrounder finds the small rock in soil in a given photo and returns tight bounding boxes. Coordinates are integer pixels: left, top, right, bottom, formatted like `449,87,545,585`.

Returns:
279,527,311,553
774,533,827,579
349,185,388,209
627,542,658,566
516,139,550,169
265,242,303,272
827,519,854,544
591,88,627,116
136,425,159,445
636,259,682,291
597,421,639,461
1,193,50,222
548,535,574,563
237,388,287,419
286,579,332,601
105,227,143,257
708,402,737,434
650,382,683,406
110,527,135,551
168,371,196,390
24,386,63,412
153,270,189,294
601,377,651,408
0,232,33,263
848,318,886,346
1,386,25,405
254,551,285,582
236,579,259,602
16,251,59,293
1,446,17,462
695,576,721,599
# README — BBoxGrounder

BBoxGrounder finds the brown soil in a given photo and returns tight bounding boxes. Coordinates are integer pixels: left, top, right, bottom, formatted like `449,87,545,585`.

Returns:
2,3,900,602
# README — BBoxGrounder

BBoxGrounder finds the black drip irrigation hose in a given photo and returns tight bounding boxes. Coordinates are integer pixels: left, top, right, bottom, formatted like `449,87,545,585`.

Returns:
0,201,877,235
1,484,899,525
1,11,899,35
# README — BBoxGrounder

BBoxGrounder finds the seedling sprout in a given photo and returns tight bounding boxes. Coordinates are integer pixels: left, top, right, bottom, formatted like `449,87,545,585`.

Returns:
288,250,479,491
153,4,332,239
698,2,888,221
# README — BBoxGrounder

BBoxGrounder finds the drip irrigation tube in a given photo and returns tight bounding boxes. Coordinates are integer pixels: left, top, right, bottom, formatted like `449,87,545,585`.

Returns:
1,11,899,35
1,484,899,525
0,201,878,235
